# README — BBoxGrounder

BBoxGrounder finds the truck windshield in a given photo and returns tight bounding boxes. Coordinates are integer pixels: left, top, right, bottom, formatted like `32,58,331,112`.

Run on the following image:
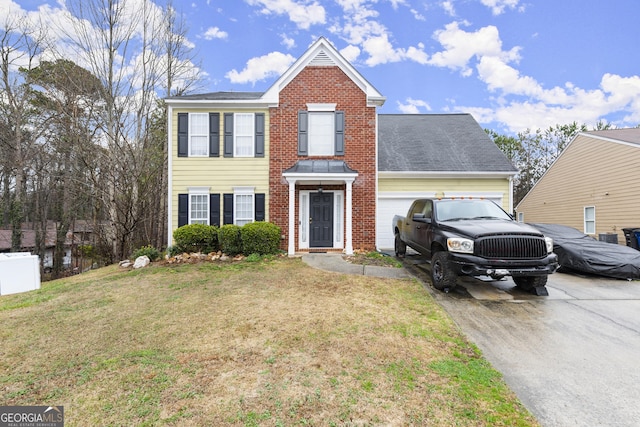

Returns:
435,200,511,222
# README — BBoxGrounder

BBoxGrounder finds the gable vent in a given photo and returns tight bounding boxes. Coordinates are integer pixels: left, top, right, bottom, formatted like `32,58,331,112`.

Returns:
309,49,336,66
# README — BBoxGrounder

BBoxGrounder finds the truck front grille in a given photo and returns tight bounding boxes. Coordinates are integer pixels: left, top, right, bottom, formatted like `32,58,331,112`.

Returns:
476,236,547,259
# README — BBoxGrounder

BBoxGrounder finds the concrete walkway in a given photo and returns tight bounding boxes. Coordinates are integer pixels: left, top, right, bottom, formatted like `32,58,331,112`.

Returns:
301,253,410,279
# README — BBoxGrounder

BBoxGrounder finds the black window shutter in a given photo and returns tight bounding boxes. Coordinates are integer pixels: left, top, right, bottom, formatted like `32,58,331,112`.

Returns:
210,194,220,226
335,111,345,155
223,193,234,224
178,194,188,226
255,113,265,158
255,194,265,221
177,113,188,157
223,113,234,157
298,111,308,156
209,113,220,157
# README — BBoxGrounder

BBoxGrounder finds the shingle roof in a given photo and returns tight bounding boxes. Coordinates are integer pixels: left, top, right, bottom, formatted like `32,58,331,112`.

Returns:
585,128,640,145
378,114,517,173
166,91,264,101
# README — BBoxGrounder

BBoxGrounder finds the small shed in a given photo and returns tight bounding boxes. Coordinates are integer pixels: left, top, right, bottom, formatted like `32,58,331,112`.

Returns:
0,252,41,296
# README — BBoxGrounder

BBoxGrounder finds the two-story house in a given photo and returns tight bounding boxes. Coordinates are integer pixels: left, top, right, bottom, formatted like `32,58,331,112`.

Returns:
166,37,517,256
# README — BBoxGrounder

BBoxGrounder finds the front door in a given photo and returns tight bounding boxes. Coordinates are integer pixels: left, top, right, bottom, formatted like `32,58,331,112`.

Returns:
310,192,333,247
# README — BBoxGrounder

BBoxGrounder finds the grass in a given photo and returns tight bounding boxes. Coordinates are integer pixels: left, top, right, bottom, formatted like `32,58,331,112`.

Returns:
0,257,539,426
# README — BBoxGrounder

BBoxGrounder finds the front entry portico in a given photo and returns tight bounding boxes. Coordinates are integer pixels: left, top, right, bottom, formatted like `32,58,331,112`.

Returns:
283,160,358,256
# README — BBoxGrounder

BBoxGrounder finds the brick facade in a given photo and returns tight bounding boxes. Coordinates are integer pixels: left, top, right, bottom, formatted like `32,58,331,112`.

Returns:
269,66,378,252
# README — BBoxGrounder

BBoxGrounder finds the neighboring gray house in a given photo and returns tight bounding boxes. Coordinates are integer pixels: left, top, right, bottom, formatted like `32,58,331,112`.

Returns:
376,114,518,249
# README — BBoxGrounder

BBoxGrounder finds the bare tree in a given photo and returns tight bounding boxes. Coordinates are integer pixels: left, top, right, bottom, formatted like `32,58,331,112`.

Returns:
0,14,49,251
57,0,201,260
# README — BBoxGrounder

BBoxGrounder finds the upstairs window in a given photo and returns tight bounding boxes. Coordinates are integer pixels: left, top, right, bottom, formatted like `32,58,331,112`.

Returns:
177,112,263,158
298,104,344,156
189,113,209,156
234,113,255,157
308,112,335,156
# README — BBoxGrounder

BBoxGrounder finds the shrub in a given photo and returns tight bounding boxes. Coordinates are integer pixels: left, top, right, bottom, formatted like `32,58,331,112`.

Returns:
218,224,242,256
173,224,219,253
132,245,161,261
241,221,281,255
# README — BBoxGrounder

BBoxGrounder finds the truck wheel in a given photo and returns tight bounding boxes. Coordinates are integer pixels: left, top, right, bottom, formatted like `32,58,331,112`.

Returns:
431,251,457,292
394,232,406,257
513,276,547,291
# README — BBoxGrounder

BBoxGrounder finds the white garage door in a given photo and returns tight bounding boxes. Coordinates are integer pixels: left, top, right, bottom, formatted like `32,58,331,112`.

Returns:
376,192,505,251
376,195,419,251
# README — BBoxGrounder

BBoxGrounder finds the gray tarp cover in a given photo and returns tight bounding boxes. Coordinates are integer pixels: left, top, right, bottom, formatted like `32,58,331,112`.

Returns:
530,223,640,279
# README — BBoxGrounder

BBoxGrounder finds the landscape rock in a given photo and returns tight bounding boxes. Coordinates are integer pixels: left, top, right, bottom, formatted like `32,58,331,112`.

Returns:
133,255,150,269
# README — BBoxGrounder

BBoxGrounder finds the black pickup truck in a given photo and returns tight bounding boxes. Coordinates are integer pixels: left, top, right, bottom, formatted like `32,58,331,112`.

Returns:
393,198,558,295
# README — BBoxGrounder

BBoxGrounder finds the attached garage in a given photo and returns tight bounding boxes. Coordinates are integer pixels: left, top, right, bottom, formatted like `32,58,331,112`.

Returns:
376,114,517,251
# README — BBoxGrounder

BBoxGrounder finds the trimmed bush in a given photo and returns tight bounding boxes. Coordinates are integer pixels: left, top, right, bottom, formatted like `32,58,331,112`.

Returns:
241,221,281,255
173,224,219,253
218,224,242,256
132,245,161,262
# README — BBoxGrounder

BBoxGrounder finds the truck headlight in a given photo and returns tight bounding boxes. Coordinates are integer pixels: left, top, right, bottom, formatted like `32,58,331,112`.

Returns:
447,237,474,254
545,237,554,254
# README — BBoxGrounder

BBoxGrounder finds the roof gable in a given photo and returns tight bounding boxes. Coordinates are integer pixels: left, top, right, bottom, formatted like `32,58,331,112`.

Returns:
262,37,385,107
378,114,517,174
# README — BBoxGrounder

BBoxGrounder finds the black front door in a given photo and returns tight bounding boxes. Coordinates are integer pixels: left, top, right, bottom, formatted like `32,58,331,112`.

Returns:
310,192,333,247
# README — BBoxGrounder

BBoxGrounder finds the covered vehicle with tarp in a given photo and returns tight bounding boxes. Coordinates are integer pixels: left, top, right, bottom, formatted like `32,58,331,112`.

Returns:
529,223,640,279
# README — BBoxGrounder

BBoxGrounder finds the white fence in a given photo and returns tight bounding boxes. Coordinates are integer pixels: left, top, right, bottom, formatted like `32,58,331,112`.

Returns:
0,252,41,296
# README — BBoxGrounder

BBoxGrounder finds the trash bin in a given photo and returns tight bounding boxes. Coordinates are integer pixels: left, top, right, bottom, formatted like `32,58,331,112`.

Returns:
622,228,640,250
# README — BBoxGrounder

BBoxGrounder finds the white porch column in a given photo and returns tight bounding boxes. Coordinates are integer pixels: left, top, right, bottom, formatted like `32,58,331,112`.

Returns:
287,179,296,256
345,178,354,255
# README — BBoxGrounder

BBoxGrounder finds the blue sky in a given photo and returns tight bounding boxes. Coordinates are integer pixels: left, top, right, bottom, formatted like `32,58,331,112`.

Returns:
6,0,640,134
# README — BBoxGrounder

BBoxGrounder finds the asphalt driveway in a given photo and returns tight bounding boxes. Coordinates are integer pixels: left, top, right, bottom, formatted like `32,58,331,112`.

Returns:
400,253,640,427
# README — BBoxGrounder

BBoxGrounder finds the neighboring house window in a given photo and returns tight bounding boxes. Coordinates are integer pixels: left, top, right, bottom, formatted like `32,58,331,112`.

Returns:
298,106,344,156
234,113,255,157
584,206,595,234
517,212,524,223
189,113,209,156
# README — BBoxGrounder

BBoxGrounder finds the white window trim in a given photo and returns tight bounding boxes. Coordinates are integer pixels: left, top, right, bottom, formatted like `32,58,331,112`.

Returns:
517,212,524,223
188,113,209,157
233,112,255,157
307,103,336,112
188,187,210,225
298,190,344,250
234,187,255,226
584,206,596,235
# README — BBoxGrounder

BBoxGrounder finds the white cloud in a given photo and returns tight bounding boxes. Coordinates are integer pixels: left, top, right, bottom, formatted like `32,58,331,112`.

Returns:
339,44,361,62
203,27,228,40
225,51,296,84
428,22,520,77
397,98,432,113
280,33,296,49
441,0,455,16
246,0,325,30
459,73,640,133
410,8,426,21
479,0,521,16
360,34,428,66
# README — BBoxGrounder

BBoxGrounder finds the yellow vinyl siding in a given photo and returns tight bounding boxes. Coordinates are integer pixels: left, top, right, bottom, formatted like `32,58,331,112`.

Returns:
169,108,270,233
379,176,512,210
517,134,640,243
